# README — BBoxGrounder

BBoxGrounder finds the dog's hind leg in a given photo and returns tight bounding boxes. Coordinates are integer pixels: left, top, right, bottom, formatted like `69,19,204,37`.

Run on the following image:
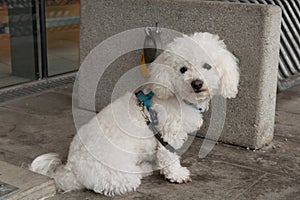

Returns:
93,171,142,196
52,164,84,192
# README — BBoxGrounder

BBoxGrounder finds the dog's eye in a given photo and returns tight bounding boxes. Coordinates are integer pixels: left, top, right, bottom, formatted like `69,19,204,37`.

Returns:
180,66,188,74
203,63,212,70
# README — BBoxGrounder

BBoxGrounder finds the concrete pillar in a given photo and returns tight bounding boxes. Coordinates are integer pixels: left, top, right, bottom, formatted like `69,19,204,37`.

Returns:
78,0,282,148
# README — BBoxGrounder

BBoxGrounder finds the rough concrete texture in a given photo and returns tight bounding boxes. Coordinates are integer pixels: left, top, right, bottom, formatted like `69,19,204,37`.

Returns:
0,161,56,200
0,83,299,199
78,0,282,148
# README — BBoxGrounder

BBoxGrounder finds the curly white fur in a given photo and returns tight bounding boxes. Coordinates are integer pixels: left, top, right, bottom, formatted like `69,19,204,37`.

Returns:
30,32,239,196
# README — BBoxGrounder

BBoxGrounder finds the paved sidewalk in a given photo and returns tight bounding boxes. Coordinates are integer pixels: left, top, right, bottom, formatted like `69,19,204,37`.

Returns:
0,84,299,199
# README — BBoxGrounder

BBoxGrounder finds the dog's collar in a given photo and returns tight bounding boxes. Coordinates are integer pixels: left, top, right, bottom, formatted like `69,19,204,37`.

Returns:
182,99,204,112
135,90,204,112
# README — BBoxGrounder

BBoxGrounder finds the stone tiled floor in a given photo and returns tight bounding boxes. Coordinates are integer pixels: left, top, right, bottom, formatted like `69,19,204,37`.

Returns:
0,83,299,199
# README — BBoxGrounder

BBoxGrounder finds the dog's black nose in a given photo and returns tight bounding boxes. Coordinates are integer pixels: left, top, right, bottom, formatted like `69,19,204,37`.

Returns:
191,80,203,91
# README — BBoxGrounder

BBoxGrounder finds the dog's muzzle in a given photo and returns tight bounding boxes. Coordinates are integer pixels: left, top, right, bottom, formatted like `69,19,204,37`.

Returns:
191,79,203,93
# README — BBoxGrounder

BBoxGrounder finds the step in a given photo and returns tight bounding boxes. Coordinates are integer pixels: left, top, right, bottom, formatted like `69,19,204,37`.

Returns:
0,161,56,200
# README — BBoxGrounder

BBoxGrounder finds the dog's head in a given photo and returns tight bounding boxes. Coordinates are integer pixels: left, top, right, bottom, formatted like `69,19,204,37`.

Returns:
149,32,239,103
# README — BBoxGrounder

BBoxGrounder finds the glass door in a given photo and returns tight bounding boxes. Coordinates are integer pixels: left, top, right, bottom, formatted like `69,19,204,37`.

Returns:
0,0,80,88
0,0,38,88
45,0,80,76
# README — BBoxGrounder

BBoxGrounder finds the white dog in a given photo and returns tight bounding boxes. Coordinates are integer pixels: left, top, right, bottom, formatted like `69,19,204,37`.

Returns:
30,32,239,196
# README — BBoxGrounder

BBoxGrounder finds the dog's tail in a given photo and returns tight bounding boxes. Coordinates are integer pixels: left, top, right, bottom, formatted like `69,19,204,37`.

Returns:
30,153,61,176
30,153,83,192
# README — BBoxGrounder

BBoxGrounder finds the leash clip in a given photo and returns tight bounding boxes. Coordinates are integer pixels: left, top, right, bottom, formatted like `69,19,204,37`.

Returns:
137,101,150,124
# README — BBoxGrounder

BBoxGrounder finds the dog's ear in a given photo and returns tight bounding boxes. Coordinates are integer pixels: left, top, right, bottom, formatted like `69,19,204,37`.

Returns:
215,47,240,99
149,63,175,99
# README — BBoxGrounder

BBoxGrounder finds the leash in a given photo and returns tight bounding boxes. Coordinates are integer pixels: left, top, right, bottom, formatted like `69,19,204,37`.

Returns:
138,23,177,152
135,90,205,154
135,90,176,153
137,24,204,153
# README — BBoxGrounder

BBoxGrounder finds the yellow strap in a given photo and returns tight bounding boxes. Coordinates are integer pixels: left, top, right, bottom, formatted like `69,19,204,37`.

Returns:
140,50,150,78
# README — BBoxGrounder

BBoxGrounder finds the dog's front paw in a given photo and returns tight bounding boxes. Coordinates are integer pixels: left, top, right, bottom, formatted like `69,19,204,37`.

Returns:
165,167,191,184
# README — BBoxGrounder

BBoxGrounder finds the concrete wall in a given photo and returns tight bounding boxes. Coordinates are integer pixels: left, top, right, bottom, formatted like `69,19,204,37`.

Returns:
79,0,282,148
